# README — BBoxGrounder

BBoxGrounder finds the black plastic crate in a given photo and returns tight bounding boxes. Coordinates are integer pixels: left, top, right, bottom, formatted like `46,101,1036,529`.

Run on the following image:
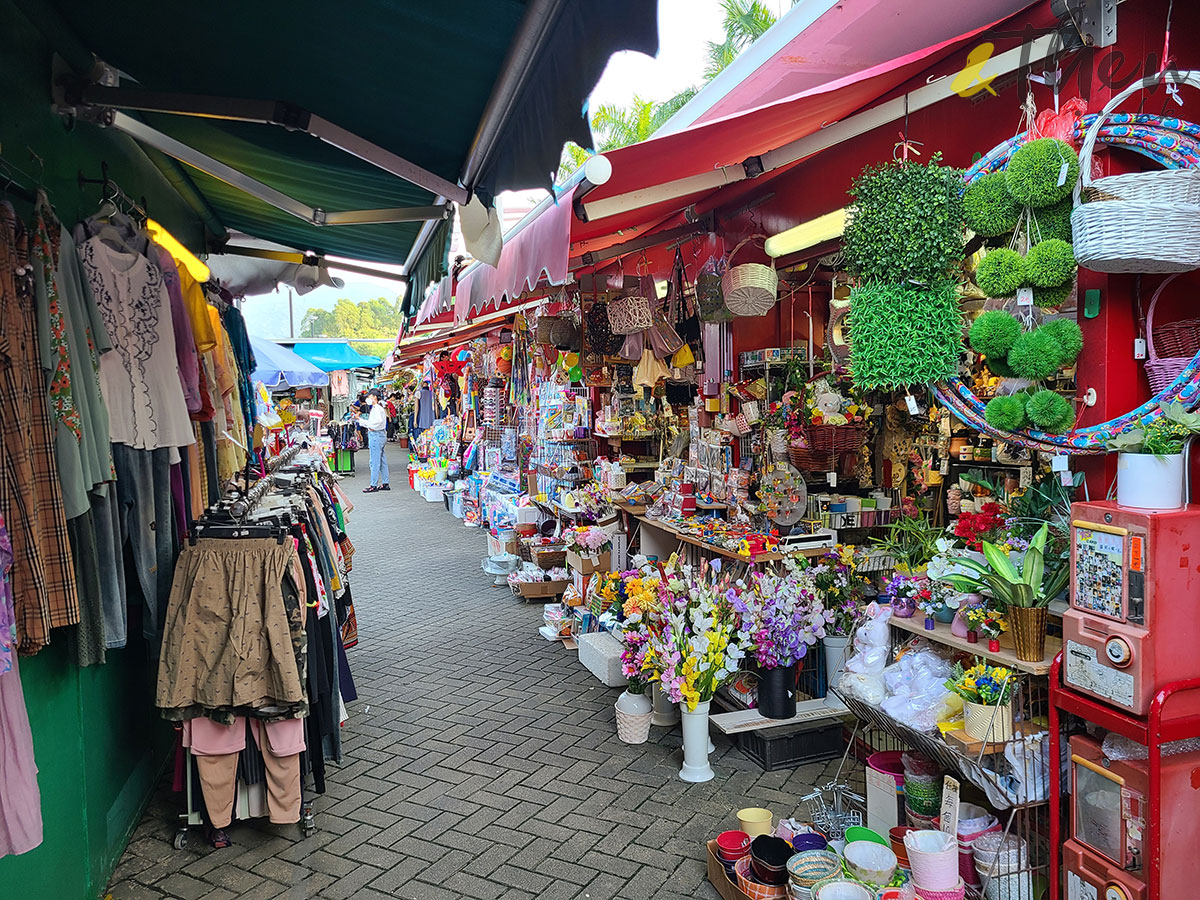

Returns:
733,717,846,772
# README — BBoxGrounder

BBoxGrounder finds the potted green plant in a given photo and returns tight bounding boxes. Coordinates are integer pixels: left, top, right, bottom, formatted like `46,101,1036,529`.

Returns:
937,523,1063,662
1107,402,1200,509
871,510,943,576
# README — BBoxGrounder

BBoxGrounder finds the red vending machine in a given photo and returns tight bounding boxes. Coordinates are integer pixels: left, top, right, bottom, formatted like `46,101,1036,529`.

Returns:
1063,501,1200,717
1062,733,1200,900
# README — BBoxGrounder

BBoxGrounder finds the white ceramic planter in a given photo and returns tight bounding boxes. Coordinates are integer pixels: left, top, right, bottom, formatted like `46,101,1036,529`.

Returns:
614,690,653,744
650,683,679,727
1117,452,1185,509
823,635,850,709
678,700,715,783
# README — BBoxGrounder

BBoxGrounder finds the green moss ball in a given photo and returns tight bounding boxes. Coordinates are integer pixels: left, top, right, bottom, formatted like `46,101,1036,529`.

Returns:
964,171,1023,237
1030,198,1073,243
1007,329,1064,380
1025,239,1077,288
1034,281,1074,310
1041,317,1084,365
976,248,1027,298
969,310,1023,358
985,394,1028,432
985,355,1017,378
1005,138,1080,208
1026,389,1075,433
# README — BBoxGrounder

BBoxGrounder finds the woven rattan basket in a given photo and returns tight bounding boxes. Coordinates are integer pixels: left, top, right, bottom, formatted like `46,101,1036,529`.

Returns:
1145,273,1200,392
722,235,778,317
1072,70,1200,274
804,422,867,452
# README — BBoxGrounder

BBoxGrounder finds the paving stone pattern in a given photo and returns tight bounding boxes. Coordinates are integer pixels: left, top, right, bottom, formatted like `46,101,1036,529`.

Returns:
105,445,842,900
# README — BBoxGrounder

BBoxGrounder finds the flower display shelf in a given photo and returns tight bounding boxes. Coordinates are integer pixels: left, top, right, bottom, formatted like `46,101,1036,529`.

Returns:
888,616,1059,677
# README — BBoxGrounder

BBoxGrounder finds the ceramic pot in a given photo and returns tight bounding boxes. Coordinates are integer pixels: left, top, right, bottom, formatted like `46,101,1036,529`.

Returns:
822,636,850,709
934,604,957,624
650,683,679,727
1117,452,1184,509
614,690,652,744
964,700,1014,743
679,701,715,782
759,663,798,719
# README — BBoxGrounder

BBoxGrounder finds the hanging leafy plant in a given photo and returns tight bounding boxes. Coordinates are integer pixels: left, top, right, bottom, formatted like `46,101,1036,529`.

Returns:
964,171,1023,237
985,394,1028,431
1030,198,1073,243
1041,317,1083,364
1034,281,1074,310
1026,389,1075,432
1007,328,1066,380
1005,138,1080,208
849,281,962,390
975,248,1027,298
1025,239,1077,288
969,310,1022,359
843,153,966,285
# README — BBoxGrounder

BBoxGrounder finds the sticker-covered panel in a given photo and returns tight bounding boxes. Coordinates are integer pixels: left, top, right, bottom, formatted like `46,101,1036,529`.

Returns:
1074,525,1126,620
1066,640,1136,708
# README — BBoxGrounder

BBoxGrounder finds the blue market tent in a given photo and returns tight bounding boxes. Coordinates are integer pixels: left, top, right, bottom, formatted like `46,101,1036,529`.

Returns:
286,340,382,373
250,336,330,389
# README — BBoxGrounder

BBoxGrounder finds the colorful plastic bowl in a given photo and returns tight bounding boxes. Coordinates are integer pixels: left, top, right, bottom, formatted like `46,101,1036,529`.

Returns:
843,826,888,847
843,840,898,885
790,833,828,853
750,835,794,886
717,829,752,861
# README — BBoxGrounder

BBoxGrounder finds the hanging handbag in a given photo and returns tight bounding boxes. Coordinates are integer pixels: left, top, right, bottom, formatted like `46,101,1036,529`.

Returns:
670,343,695,368
647,309,685,359
607,276,654,335
667,248,703,343
619,330,645,362
586,300,624,355
696,268,732,322
634,348,668,388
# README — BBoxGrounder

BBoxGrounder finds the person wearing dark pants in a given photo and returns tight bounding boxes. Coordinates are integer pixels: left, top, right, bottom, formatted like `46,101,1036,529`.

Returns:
357,392,390,493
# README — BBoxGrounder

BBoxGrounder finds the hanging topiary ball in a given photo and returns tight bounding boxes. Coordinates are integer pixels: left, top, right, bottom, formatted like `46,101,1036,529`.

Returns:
976,248,1027,298
1007,328,1064,380
1005,138,1080,208
1030,197,1073,243
1026,389,1075,432
969,310,1022,358
1034,280,1074,310
1025,238,1077,288
964,171,1023,237
985,394,1028,432
1040,317,1084,365
985,354,1017,378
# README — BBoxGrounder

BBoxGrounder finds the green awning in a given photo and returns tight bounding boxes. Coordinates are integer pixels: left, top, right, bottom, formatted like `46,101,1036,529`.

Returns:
15,0,658,265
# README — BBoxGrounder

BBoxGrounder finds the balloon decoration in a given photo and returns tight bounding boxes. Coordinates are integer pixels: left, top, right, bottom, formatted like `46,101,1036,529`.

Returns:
568,365,584,383
932,110,1200,454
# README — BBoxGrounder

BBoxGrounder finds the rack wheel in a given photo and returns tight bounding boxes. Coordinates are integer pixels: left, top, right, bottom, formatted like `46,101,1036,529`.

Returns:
173,829,188,850
302,805,315,838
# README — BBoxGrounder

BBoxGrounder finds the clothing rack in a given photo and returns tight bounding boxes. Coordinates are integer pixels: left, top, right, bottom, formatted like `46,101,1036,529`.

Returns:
77,162,148,221
0,154,39,206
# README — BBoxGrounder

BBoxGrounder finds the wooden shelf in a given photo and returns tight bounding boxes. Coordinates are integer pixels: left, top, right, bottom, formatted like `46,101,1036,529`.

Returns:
889,615,1059,676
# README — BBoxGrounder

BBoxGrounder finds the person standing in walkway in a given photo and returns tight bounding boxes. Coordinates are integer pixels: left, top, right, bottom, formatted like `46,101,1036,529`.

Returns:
357,392,389,492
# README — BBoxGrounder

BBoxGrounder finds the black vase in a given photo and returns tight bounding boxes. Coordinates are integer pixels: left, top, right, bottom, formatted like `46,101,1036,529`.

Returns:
758,663,798,719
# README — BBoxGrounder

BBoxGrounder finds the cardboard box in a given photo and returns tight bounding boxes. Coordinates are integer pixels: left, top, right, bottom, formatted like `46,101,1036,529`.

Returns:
705,840,756,900
516,580,568,600
487,534,520,557
567,549,611,576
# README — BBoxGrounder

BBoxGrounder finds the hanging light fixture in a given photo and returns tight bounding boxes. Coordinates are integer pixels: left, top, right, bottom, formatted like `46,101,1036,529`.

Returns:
763,208,847,259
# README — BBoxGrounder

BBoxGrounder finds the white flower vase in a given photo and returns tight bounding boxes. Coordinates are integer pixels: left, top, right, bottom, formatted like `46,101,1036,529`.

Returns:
650,684,679,727
823,636,850,710
678,700,715,783
614,690,653,744
1117,452,1185,509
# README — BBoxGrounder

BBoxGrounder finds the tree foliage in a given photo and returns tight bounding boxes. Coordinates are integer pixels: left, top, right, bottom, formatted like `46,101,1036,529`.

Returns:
300,296,405,358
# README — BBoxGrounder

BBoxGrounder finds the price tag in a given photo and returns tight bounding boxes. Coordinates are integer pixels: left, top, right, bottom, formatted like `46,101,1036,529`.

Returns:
1061,470,1074,486
905,394,920,414
1058,160,1071,186
826,471,838,487
940,458,950,475
1134,337,1147,360
1052,454,1069,472
1020,466,1033,488
1016,286,1034,307
939,776,961,837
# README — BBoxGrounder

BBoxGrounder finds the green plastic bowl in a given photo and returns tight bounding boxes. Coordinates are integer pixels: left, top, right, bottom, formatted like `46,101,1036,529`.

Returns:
843,826,888,847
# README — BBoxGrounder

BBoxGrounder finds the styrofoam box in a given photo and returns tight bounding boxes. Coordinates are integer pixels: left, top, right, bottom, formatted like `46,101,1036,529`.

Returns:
577,631,628,687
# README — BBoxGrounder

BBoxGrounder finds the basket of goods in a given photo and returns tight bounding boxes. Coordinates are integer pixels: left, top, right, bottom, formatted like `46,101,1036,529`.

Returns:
721,235,778,317
1072,69,1200,273
1144,273,1200,392
798,374,868,451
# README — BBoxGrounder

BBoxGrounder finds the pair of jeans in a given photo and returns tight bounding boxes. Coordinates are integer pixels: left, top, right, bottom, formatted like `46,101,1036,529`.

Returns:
367,429,389,487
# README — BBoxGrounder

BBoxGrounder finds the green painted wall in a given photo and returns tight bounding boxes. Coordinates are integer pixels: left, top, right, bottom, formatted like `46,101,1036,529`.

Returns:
0,3,199,897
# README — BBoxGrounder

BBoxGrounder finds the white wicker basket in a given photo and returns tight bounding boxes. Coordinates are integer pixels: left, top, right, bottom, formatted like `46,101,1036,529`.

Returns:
722,235,778,316
1072,70,1200,274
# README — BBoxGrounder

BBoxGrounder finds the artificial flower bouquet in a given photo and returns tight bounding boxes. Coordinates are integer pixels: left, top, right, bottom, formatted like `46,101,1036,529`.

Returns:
883,573,931,618
735,557,826,670
800,374,867,429
649,559,748,711
810,546,869,636
952,501,1010,551
564,525,612,557
945,660,1014,707
962,601,1008,641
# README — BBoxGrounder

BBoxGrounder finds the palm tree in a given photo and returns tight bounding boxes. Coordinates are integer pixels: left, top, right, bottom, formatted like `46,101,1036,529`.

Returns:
705,0,780,81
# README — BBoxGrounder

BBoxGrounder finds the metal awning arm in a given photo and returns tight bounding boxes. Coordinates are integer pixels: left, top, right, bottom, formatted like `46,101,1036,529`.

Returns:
65,81,470,207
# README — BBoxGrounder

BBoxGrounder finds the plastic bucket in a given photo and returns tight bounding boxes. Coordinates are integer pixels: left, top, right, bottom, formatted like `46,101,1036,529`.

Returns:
738,807,773,837
905,830,959,891
1117,451,1184,509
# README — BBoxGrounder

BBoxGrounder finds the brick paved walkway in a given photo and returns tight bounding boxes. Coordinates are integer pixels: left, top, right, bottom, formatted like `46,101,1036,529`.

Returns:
106,445,841,900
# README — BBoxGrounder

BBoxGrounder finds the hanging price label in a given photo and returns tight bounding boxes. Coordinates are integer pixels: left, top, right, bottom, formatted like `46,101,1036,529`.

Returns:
826,471,838,487
1058,160,1071,186
1052,454,1069,472
940,458,950,475
1020,466,1033,488
905,394,920,414
1016,286,1034,307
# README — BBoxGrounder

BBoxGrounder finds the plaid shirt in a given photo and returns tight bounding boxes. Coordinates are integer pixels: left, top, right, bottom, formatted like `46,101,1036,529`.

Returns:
0,202,79,653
